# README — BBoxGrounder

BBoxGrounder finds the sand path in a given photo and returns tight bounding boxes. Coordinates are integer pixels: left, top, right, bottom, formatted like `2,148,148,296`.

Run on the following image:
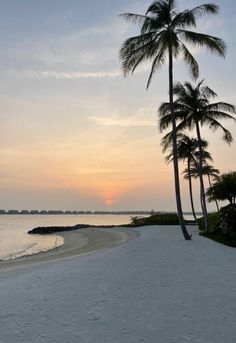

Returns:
0,225,236,343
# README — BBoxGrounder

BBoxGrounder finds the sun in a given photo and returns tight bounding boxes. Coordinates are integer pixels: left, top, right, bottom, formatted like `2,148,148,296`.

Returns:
105,199,113,206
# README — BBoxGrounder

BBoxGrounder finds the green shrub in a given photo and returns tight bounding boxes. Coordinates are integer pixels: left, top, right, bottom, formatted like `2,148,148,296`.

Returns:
129,212,179,227
198,205,236,247
216,205,236,239
197,212,219,233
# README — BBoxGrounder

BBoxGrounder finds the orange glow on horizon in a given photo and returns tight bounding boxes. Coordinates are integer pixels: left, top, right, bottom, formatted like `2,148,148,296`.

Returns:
105,199,113,206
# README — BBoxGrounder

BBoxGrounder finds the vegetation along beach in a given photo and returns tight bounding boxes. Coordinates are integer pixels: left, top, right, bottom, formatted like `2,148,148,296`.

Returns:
0,1,236,342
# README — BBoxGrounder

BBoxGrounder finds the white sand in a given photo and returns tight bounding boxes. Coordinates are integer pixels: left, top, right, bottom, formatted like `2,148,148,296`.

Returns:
0,225,236,342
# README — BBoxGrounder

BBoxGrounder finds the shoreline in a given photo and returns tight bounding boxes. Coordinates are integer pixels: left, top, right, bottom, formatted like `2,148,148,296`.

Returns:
0,227,139,272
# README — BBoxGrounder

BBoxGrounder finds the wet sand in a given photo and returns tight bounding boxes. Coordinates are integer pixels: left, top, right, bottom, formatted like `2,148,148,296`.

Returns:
0,227,138,272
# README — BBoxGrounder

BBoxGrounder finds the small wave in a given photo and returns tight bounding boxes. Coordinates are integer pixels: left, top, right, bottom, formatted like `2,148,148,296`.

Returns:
1,235,64,261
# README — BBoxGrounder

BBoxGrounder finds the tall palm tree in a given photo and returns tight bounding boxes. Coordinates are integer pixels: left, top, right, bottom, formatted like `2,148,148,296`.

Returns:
163,133,209,221
120,0,226,240
159,80,235,230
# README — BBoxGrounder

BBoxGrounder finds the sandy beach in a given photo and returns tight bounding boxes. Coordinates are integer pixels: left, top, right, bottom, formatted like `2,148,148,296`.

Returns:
1,225,236,343
0,227,138,272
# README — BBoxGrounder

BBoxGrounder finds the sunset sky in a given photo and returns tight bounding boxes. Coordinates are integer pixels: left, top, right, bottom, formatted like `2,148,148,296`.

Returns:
0,0,235,211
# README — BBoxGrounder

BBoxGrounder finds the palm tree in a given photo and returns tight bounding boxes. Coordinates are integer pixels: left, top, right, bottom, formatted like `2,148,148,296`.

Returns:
206,172,236,207
159,80,235,230
163,133,209,221
120,0,226,240
185,162,220,212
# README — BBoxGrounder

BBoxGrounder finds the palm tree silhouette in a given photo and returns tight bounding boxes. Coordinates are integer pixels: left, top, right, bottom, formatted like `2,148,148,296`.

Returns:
187,162,220,211
162,134,210,221
159,80,235,230
120,0,226,239
163,133,209,221
206,172,236,207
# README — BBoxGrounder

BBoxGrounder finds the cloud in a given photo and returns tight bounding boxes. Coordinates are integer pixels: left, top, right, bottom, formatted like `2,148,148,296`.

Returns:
89,114,156,127
17,69,121,80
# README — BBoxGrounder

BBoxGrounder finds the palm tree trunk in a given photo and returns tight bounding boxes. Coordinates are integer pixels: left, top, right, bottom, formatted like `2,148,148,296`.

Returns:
196,121,208,231
208,174,220,212
168,47,191,240
188,158,197,222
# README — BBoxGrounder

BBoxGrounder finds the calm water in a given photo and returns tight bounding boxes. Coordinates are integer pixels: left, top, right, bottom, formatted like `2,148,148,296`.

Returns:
0,214,134,261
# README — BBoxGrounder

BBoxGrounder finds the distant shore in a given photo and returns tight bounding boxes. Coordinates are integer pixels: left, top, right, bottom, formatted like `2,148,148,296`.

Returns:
0,210,203,215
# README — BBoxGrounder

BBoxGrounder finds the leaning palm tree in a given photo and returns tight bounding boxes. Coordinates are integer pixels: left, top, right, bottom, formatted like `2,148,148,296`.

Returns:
159,80,235,230
120,0,226,240
163,133,209,221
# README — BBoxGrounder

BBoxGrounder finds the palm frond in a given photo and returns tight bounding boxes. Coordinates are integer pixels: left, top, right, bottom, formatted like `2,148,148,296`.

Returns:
207,102,236,113
172,10,197,29
146,34,168,88
119,13,155,27
165,152,174,164
161,131,173,152
141,16,165,34
183,167,190,180
195,150,213,162
161,131,189,152
180,42,199,79
159,102,171,117
206,117,233,144
206,111,236,122
159,101,190,117
146,52,165,89
175,117,194,132
178,30,226,57
189,4,219,18
159,113,172,132
120,32,158,76
201,85,217,99
172,3,219,30
159,110,190,132
147,0,176,16
173,82,187,96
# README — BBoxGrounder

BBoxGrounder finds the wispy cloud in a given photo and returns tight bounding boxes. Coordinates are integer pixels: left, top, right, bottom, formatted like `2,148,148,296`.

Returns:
17,70,121,80
89,114,156,127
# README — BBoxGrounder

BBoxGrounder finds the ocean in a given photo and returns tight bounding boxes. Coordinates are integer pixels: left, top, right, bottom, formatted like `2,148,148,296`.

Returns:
0,213,196,261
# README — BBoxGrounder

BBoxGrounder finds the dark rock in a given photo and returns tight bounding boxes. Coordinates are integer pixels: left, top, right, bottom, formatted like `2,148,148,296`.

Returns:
28,224,92,235
28,223,126,235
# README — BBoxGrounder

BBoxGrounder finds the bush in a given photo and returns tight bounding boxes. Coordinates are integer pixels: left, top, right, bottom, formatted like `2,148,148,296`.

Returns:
129,212,179,227
197,212,219,233
198,205,236,247
216,205,236,240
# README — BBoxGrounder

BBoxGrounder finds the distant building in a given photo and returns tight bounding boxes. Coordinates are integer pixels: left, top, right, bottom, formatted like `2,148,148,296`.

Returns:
30,210,40,215
20,210,30,214
65,211,73,215
8,210,19,214
0,209,6,214
48,210,64,215
40,210,48,215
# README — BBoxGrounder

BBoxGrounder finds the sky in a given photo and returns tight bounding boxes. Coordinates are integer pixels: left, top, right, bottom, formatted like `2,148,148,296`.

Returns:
0,0,235,211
